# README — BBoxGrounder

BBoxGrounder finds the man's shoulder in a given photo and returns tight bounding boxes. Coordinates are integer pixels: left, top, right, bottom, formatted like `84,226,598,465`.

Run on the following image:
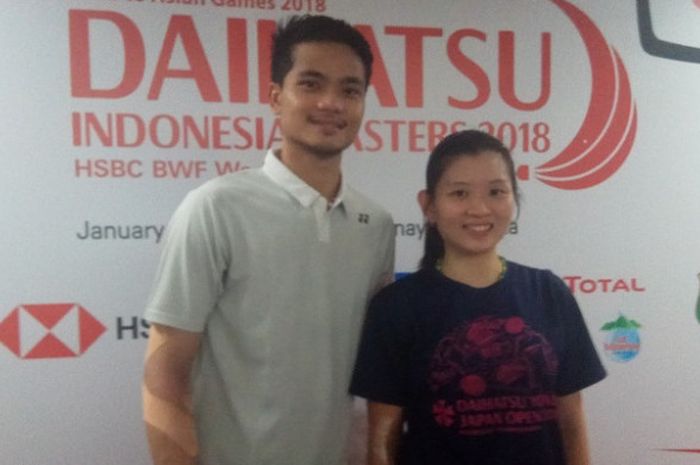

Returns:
169,167,281,222
203,166,263,190
188,166,272,201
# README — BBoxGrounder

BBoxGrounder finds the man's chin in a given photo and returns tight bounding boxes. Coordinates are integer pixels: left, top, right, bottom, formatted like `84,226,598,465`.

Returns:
284,134,355,159
310,148,344,159
303,141,352,159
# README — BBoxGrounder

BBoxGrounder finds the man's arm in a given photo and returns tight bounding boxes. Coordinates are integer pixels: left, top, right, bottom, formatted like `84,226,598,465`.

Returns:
367,401,403,465
556,391,591,465
143,323,202,465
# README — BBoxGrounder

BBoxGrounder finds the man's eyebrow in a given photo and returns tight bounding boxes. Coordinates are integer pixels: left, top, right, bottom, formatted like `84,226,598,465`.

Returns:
341,76,365,87
295,70,365,86
296,70,326,80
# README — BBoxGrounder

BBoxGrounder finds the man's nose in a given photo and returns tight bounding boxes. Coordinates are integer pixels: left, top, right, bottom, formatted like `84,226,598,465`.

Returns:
316,89,344,112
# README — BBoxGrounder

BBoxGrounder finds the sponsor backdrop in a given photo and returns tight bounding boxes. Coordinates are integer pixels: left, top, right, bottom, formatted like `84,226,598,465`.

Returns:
1,0,699,464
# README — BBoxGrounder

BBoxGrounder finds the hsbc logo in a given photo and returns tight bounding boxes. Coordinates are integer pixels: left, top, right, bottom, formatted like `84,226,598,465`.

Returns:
0,303,106,359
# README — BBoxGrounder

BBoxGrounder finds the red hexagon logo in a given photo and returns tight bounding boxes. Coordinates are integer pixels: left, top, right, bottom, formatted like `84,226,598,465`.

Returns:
0,303,106,359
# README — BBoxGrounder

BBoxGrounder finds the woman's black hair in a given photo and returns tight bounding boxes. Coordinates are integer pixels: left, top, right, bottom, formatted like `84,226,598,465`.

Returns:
419,130,520,270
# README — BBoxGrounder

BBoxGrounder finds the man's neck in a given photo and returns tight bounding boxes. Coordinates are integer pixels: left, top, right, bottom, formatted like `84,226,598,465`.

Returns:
277,147,342,202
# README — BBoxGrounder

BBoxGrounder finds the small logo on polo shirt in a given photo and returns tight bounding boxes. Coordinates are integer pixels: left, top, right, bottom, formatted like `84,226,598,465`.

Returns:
358,213,370,224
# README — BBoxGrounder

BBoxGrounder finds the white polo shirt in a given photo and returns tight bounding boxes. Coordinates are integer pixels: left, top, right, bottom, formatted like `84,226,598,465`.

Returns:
145,150,395,465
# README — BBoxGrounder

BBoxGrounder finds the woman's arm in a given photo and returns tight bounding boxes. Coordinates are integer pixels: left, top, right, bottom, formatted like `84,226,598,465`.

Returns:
556,391,591,465
367,401,404,465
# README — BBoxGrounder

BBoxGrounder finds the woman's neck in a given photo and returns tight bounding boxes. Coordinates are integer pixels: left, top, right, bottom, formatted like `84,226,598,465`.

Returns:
439,252,505,288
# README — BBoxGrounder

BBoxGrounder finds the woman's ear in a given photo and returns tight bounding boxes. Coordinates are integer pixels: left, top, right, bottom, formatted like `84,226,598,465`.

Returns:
417,190,434,223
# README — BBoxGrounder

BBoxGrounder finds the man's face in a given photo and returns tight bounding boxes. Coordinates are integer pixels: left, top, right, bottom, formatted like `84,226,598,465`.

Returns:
270,42,367,159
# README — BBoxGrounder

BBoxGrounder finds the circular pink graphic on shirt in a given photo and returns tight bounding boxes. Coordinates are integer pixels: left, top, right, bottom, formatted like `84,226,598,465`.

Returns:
505,316,525,334
460,374,487,396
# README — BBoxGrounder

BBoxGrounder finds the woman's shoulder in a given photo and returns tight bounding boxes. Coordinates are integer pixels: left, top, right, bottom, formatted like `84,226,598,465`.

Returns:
505,260,576,307
505,260,559,281
377,268,434,296
504,260,570,292
364,269,447,333
370,268,442,310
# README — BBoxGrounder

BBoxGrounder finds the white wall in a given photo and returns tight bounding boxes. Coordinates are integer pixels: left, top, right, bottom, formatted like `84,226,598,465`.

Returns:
2,1,700,464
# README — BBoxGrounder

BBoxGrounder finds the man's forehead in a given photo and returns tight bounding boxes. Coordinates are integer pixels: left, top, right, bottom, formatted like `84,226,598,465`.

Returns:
295,69,365,85
290,42,364,66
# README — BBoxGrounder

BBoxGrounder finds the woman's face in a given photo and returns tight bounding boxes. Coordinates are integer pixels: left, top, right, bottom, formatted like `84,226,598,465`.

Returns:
420,151,516,261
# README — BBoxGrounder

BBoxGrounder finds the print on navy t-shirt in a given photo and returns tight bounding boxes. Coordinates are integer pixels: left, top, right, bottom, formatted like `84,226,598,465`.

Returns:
429,315,560,436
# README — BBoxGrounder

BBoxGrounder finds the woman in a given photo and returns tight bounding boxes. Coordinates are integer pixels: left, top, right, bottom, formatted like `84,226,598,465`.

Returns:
351,130,606,465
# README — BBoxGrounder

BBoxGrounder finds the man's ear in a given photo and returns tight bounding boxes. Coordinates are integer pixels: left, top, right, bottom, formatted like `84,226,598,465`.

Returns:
417,190,434,223
269,82,282,114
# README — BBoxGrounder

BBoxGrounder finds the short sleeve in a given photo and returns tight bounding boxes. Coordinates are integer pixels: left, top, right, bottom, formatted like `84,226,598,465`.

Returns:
350,289,411,406
144,189,229,332
549,273,607,396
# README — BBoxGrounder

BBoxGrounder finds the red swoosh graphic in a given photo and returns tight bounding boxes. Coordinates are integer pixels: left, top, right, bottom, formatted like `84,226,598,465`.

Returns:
536,0,636,190
659,449,700,454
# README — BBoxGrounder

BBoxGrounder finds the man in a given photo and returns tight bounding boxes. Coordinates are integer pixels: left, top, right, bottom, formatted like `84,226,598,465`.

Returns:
142,14,395,465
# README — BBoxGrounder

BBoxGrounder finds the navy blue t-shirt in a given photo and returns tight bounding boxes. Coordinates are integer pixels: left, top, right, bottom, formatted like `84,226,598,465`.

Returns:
350,261,606,465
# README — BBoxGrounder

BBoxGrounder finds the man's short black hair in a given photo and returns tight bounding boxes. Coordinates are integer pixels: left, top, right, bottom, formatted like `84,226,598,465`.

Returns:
271,15,373,87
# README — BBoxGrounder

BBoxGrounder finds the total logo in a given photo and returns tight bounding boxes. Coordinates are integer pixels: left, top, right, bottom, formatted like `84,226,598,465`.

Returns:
0,303,106,359
562,276,645,294
600,313,641,363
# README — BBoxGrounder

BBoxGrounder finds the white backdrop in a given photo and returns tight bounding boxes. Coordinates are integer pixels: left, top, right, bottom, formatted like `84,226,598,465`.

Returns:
2,1,700,464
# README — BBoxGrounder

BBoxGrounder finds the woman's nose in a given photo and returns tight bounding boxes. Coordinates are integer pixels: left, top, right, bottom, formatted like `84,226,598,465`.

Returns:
465,195,489,215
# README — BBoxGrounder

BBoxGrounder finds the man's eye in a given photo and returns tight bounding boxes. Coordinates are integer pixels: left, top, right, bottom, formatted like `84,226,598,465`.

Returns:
345,87,363,97
299,80,319,89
